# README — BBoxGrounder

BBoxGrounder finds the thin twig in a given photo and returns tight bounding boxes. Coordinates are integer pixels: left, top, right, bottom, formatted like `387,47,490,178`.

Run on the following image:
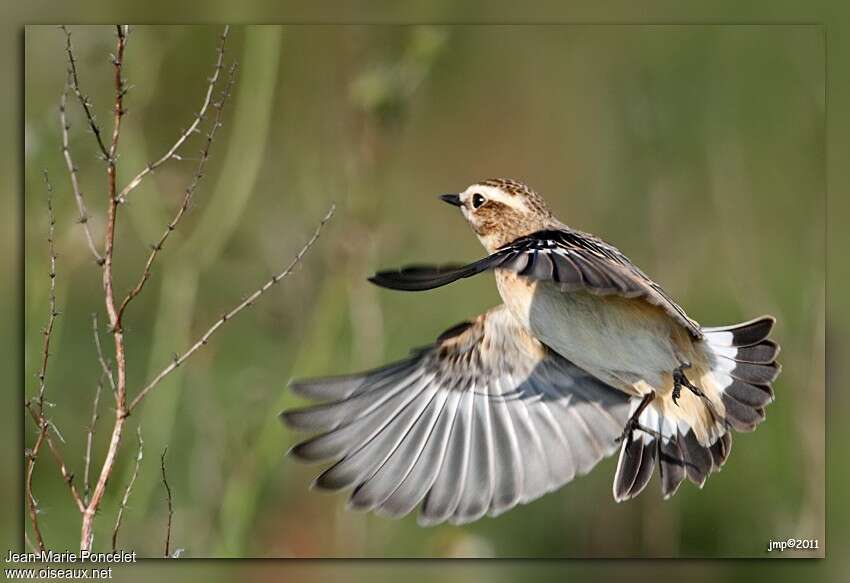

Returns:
115,25,230,204
24,431,47,552
60,25,109,160
128,204,335,414
116,62,237,324
111,426,143,551
24,171,61,551
160,448,173,558
83,372,104,505
25,404,86,513
92,313,116,394
42,428,86,512
60,80,104,265
36,171,58,408
108,25,128,162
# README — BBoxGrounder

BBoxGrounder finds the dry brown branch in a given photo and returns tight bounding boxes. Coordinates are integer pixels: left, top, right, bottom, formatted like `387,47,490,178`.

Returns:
25,430,47,552
116,63,237,324
34,25,331,554
127,203,336,414
115,25,230,204
81,24,129,552
108,25,128,162
111,426,143,551
25,403,87,514
160,448,173,558
24,171,60,551
83,370,104,504
60,82,104,265
60,25,109,160
35,171,58,408
22,175,89,517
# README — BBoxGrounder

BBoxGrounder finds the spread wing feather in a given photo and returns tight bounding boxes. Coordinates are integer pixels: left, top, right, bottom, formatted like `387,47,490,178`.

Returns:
281,304,631,525
369,229,701,337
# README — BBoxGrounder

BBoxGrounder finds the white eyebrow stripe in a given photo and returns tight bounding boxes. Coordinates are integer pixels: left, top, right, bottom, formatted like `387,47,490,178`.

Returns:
466,184,525,210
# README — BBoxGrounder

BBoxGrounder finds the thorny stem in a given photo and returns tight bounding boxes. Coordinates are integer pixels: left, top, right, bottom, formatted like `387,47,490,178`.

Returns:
24,171,59,551
61,25,109,160
25,404,86,513
35,171,57,411
25,431,47,552
43,24,331,554
80,24,128,553
60,82,104,265
22,182,86,523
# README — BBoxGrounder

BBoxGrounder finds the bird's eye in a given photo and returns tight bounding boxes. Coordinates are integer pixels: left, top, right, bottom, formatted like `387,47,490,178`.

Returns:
472,193,486,209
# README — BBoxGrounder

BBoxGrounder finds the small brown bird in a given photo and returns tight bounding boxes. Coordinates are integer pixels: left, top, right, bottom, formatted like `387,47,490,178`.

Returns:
281,178,780,526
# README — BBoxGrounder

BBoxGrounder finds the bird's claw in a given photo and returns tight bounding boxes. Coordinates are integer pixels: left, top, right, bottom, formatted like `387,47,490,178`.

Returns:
672,362,703,407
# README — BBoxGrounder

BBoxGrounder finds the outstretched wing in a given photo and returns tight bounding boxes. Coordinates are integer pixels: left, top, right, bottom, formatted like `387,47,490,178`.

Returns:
370,229,701,337
281,304,630,526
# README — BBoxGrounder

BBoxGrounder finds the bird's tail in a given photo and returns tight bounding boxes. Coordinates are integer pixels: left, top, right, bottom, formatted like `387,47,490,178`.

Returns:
613,316,780,502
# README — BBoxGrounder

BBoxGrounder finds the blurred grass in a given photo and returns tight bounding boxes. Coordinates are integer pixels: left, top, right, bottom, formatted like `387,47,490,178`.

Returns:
20,24,823,561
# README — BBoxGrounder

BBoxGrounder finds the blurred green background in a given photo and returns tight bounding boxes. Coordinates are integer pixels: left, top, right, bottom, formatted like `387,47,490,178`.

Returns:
21,24,824,560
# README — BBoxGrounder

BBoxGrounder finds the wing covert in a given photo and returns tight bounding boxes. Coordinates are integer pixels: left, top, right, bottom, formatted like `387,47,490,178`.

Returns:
369,229,701,337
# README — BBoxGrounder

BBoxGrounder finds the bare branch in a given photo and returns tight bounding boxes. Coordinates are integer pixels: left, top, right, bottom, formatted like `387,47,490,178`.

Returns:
160,448,173,558
25,403,86,513
81,24,129,552
60,25,109,159
42,427,87,513
83,372,103,505
40,25,322,555
116,25,230,204
35,170,58,408
116,62,238,324
60,82,104,265
25,431,47,552
108,25,128,162
128,204,335,414
112,426,143,551
25,170,60,551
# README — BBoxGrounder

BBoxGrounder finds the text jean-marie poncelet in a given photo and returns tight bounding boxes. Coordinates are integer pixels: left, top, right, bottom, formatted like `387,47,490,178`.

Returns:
5,549,137,563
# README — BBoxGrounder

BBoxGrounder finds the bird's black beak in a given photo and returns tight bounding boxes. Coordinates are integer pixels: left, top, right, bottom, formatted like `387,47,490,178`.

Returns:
439,193,463,207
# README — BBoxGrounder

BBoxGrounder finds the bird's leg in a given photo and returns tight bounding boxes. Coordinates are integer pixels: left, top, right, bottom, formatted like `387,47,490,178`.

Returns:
672,362,704,406
615,391,657,444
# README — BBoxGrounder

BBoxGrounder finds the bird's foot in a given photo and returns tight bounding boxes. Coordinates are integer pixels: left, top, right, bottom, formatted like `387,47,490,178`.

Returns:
615,418,664,444
672,362,704,406
615,392,658,443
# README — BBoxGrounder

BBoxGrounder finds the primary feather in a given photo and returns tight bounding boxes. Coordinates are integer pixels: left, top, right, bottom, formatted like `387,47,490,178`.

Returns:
282,304,631,525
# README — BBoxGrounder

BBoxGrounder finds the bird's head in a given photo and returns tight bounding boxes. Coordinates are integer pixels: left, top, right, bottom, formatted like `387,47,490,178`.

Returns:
440,178,555,252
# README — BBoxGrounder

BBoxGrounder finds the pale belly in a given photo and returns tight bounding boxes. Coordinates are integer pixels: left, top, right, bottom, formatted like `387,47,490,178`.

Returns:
496,271,682,393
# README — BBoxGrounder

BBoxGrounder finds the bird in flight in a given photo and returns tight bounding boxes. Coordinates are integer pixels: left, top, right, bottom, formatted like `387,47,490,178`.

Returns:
281,178,780,526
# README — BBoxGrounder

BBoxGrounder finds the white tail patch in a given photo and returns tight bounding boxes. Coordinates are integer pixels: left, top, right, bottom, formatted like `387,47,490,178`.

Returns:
703,334,740,394
612,316,779,502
